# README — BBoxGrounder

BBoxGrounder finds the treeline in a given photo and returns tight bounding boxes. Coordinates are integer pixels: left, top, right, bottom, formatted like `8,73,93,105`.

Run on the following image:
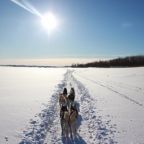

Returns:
72,55,144,68
0,65,58,68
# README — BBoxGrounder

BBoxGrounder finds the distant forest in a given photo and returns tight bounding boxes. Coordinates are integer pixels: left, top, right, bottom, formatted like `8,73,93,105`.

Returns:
71,55,144,68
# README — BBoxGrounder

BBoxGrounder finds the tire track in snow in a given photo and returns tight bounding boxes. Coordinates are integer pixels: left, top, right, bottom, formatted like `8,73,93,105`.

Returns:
75,73,143,108
105,80,144,94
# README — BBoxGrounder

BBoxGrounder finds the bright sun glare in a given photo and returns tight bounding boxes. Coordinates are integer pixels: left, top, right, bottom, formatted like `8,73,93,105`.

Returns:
41,12,58,33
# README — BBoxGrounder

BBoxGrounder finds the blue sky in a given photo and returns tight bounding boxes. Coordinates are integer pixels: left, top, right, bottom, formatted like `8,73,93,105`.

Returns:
0,0,144,61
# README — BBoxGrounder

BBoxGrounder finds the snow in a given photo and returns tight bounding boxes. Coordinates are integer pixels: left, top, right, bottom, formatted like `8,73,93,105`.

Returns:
73,67,144,144
0,66,144,144
0,67,66,144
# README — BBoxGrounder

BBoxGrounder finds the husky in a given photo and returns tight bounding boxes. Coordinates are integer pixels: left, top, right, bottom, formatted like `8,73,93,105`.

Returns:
59,88,68,107
63,111,70,138
60,104,69,137
60,103,78,138
69,103,78,138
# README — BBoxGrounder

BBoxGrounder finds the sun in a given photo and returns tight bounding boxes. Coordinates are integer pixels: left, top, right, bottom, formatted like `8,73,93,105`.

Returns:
41,12,58,33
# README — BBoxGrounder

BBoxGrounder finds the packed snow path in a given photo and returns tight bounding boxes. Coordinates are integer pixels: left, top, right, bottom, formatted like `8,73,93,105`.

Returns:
20,70,117,144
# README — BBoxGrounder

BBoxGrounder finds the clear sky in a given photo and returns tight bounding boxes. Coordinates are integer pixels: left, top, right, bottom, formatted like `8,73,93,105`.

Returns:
0,0,144,65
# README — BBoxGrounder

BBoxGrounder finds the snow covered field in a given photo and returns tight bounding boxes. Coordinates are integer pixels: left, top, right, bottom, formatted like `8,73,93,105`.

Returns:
0,66,144,144
73,68,144,144
0,67,66,144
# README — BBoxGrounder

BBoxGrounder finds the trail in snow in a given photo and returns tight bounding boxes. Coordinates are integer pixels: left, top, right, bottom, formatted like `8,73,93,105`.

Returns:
19,70,117,144
44,70,117,144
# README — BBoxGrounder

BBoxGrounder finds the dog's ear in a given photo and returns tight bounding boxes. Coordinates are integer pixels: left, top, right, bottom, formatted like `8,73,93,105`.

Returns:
63,88,67,95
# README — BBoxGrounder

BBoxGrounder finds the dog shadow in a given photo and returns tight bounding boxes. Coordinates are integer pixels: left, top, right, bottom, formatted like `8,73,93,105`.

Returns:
75,101,80,112
74,134,87,144
77,114,82,130
62,134,87,144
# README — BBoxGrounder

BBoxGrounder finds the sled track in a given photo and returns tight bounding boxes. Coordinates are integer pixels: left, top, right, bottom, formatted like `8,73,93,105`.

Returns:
19,70,117,144
75,73,143,108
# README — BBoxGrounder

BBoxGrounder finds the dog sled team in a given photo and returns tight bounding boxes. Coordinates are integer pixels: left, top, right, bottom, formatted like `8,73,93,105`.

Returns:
59,87,78,139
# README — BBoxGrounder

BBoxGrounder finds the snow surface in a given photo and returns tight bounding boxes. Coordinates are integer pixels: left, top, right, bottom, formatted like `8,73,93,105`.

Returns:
0,67,66,144
0,66,144,144
73,67,144,144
